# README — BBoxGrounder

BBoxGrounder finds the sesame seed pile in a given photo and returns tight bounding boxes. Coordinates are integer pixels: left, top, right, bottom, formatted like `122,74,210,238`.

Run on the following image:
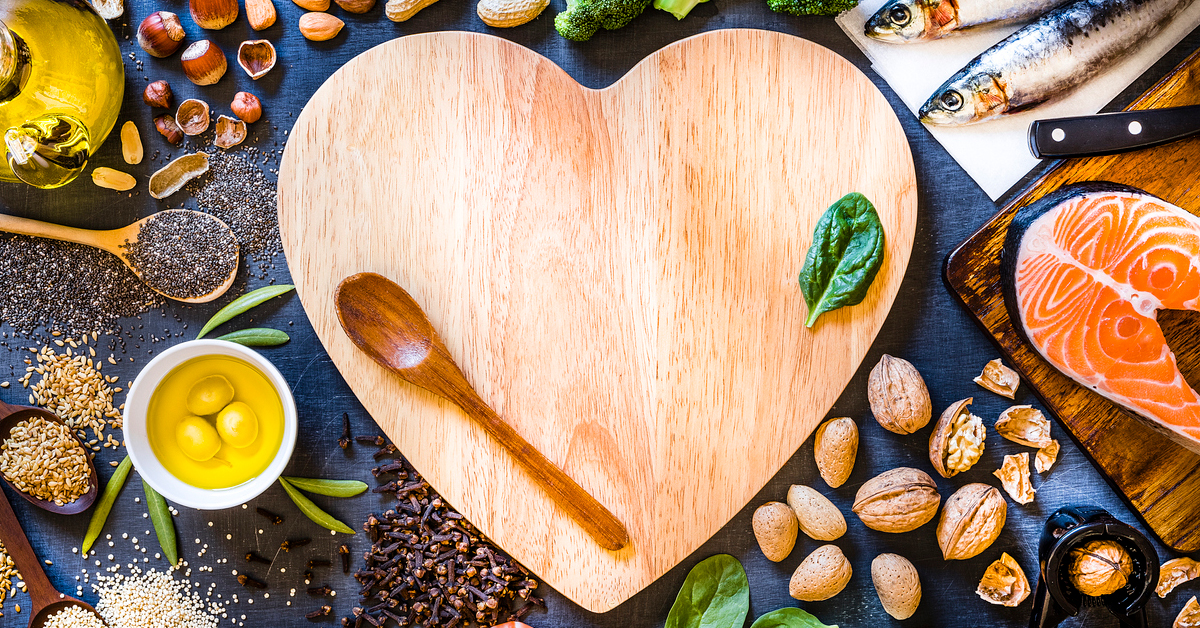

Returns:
0,540,21,614
21,341,124,442
0,234,162,336
0,416,91,505
188,149,282,280
94,569,225,628
120,211,239,301
43,604,105,628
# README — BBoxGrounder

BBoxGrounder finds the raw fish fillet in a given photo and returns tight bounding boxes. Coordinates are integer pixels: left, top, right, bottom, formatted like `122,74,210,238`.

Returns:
1003,182,1200,452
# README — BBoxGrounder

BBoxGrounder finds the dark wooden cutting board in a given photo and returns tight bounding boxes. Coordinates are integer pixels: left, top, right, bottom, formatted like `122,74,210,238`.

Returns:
945,48,1200,553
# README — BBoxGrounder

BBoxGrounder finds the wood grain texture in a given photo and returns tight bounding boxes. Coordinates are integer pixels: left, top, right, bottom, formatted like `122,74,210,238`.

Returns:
945,49,1200,553
278,30,917,611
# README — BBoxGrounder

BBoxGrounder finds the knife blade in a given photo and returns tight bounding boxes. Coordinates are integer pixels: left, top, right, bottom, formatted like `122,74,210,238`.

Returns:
1028,105,1200,159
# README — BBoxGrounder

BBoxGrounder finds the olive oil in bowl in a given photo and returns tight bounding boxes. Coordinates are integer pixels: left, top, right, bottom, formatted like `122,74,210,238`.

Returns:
146,355,285,489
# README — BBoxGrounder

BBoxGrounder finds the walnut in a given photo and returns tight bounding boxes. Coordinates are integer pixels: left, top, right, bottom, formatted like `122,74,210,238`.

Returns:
1177,596,1200,628
977,552,1031,607
993,453,1035,505
1036,439,1060,473
929,398,985,478
975,358,1019,398
936,484,1006,560
852,467,941,533
1069,540,1133,596
868,355,932,435
1159,558,1200,598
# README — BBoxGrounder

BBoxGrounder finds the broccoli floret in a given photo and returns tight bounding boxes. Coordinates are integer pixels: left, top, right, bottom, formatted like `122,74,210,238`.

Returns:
653,0,708,19
767,0,856,16
555,0,652,41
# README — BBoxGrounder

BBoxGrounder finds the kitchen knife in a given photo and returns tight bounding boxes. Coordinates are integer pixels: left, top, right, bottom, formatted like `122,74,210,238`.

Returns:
1028,105,1200,159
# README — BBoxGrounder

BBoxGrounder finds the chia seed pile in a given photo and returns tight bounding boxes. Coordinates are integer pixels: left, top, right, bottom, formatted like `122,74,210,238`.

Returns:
120,211,239,301
187,149,283,280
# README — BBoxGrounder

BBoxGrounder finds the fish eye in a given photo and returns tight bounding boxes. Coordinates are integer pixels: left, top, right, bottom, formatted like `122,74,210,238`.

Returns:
887,5,911,25
939,90,963,111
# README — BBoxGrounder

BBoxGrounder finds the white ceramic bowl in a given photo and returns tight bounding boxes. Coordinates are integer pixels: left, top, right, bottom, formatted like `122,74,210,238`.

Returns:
124,339,297,510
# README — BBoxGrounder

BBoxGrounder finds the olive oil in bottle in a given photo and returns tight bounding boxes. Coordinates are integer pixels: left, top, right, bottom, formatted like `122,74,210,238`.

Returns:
0,0,124,189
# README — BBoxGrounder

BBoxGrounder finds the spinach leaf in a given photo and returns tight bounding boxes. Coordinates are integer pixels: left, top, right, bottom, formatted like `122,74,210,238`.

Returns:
664,555,749,628
749,608,838,628
798,193,885,328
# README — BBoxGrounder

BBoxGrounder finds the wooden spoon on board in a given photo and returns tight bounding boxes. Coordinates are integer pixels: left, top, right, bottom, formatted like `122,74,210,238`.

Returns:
0,481,104,628
0,209,238,303
0,400,99,515
335,272,630,551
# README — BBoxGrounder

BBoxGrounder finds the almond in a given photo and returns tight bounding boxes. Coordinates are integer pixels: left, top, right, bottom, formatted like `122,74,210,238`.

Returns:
787,484,846,541
299,12,344,41
789,545,852,602
752,502,798,562
872,553,921,620
814,417,857,488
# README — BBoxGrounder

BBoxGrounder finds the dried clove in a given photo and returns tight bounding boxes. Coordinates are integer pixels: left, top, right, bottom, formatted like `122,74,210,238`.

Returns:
306,605,333,621
257,507,284,524
339,412,352,449
238,574,268,589
281,537,312,552
309,558,332,569
372,444,398,460
355,435,385,446
339,543,351,574
308,584,333,597
245,551,271,565
304,569,314,583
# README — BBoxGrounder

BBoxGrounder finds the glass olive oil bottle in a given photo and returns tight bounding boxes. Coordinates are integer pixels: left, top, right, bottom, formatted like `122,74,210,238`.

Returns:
0,0,124,188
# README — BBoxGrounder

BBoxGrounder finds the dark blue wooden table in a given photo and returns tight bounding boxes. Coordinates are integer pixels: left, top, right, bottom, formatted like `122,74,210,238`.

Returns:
1,2,1198,626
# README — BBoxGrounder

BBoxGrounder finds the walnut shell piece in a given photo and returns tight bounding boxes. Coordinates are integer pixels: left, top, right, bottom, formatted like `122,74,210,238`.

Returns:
977,552,1031,607
1159,558,1200,598
1177,596,1200,628
868,355,932,435
814,417,857,489
1069,539,1133,596
852,467,941,533
995,405,1052,448
871,553,921,620
929,397,986,478
213,115,247,149
752,502,798,563
1036,439,1060,473
936,483,1006,560
975,358,1020,398
789,545,852,602
787,484,846,541
994,453,1035,505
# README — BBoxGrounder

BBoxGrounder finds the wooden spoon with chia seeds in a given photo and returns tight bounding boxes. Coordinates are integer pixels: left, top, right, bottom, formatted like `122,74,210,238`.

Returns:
0,209,238,303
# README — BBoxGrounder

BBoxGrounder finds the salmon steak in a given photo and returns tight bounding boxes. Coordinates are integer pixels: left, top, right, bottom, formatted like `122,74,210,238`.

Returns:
1003,182,1200,452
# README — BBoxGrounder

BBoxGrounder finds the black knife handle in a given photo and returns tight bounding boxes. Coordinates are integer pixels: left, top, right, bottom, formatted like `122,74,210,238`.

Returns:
1028,105,1200,159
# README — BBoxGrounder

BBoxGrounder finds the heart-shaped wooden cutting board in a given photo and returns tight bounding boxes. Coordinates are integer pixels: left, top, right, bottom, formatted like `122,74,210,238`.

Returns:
279,29,916,612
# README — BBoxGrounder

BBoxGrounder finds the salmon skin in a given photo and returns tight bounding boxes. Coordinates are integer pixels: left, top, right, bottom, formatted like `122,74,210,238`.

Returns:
1003,182,1200,453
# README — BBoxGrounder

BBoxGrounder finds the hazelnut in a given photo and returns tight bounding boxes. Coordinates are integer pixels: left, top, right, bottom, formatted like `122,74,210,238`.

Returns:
137,11,186,58
299,12,345,41
237,40,276,80
181,40,227,86
231,92,263,124
154,115,184,145
214,115,247,149
189,0,239,30
335,0,376,12
176,99,211,136
143,80,174,109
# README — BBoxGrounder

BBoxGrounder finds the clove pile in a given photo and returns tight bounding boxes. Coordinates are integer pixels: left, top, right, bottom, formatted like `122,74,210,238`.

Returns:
347,451,544,627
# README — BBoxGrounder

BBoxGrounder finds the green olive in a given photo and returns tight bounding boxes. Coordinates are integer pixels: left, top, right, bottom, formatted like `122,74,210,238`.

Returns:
176,415,221,462
216,401,259,448
186,375,235,416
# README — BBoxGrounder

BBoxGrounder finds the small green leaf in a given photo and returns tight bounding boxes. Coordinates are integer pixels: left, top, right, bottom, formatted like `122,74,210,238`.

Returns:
218,328,290,347
280,476,367,498
750,608,838,628
665,554,749,628
798,193,885,328
279,477,356,534
82,455,132,555
143,481,179,567
197,285,295,339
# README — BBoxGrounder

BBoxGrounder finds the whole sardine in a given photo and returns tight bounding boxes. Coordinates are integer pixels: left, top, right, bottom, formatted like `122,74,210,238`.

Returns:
865,0,1067,42
919,0,1194,126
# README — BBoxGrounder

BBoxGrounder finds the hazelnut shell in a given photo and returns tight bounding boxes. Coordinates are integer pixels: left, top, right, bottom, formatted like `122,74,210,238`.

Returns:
176,99,211,136
214,115,247,149
137,12,186,58
237,40,277,80
181,40,227,86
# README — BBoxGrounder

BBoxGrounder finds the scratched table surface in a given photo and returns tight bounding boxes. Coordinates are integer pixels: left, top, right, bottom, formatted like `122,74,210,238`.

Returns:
1,2,1198,627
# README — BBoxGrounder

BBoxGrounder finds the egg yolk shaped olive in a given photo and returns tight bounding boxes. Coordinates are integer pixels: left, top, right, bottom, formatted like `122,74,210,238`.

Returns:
186,375,235,416
216,401,259,448
176,415,221,462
